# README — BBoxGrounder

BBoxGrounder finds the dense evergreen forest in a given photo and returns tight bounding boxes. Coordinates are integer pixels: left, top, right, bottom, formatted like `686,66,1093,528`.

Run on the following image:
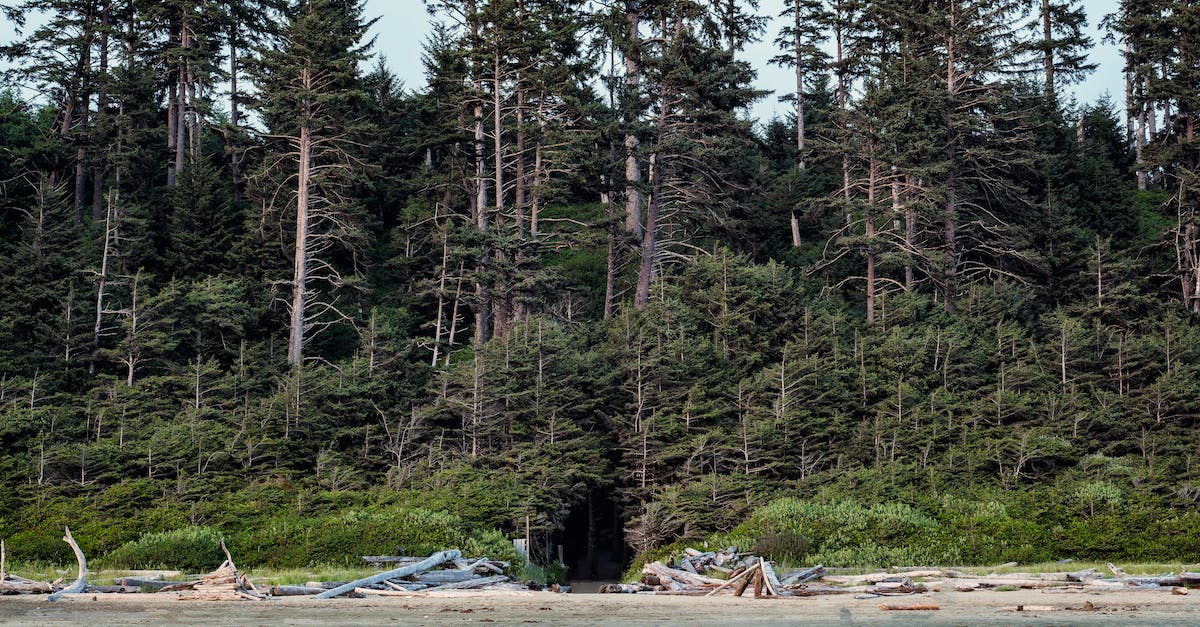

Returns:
1,0,1199,578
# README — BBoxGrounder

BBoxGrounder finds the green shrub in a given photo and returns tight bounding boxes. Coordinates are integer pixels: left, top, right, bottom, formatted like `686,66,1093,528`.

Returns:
751,530,813,564
231,505,521,569
102,526,225,572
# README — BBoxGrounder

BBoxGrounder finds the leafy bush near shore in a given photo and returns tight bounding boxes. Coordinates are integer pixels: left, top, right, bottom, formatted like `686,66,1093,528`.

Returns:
724,498,950,567
232,505,520,568
102,526,225,571
3,481,521,571
632,489,1200,575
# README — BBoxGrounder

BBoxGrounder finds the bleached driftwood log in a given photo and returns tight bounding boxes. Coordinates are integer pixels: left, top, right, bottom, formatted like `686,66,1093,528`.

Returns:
47,527,87,601
313,550,462,599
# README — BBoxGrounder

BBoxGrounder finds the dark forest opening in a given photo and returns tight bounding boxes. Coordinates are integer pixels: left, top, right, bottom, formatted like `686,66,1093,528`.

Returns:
556,489,627,581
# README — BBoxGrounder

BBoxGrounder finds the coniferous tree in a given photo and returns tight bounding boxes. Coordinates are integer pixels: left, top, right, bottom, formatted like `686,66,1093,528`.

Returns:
248,0,375,368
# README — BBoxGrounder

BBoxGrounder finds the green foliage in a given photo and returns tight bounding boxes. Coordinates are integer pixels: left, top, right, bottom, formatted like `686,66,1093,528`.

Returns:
102,527,226,572
2,0,1200,582
721,498,946,567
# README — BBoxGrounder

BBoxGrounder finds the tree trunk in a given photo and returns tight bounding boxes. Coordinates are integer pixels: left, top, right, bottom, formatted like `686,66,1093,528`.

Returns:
624,5,643,238
793,0,805,166
943,2,959,312
174,19,189,182
1042,0,1054,96
866,158,876,323
229,22,242,203
634,153,661,311
91,2,110,224
287,123,311,368
491,53,510,338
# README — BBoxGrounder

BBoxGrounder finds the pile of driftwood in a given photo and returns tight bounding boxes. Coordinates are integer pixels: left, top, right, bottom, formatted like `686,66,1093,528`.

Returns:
1,527,265,601
272,549,549,598
1,529,546,601
603,546,1200,600
603,547,795,597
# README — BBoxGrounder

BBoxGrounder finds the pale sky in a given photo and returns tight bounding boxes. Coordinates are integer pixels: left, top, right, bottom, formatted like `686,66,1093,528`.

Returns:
1,0,1124,122
369,0,1125,123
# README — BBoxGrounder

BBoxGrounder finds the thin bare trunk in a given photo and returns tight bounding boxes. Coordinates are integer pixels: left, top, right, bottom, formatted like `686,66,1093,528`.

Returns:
866,158,876,323
287,123,311,368
1042,0,1054,95
492,54,509,338
174,20,188,181
92,3,110,224
624,5,643,238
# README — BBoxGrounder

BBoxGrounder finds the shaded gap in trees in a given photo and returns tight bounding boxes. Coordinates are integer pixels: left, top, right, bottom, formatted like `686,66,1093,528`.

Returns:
558,489,626,581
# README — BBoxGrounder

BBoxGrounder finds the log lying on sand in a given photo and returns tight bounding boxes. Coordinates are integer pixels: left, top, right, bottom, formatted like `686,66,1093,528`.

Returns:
421,574,509,592
313,550,462,599
115,577,174,591
364,556,509,573
270,585,327,596
600,583,651,593
780,565,825,585
642,561,725,588
47,527,87,601
0,580,55,593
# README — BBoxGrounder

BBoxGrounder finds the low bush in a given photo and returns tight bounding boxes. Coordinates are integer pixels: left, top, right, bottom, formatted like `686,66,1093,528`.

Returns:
102,526,225,571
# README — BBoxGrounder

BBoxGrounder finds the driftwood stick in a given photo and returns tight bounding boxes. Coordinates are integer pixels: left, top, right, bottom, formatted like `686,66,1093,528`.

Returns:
760,560,789,597
313,550,462,599
734,564,759,597
879,604,940,611
220,538,238,577
355,587,419,597
705,564,757,597
47,527,87,601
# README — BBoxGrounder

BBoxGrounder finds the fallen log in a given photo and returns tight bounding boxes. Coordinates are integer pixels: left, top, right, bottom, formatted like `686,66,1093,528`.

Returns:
115,577,173,591
412,569,477,584
421,574,509,592
788,585,854,596
364,556,508,571
642,561,724,588
1067,568,1100,582
879,604,939,611
824,570,943,586
600,583,649,593
270,585,326,596
760,560,790,597
158,580,202,592
780,564,824,585
930,577,1079,589
0,581,54,593
383,580,429,591
313,550,462,599
355,587,417,597
84,585,141,594
47,527,87,602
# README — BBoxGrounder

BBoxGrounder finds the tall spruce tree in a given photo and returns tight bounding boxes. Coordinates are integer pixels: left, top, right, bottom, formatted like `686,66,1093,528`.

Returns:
248,0,375,368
